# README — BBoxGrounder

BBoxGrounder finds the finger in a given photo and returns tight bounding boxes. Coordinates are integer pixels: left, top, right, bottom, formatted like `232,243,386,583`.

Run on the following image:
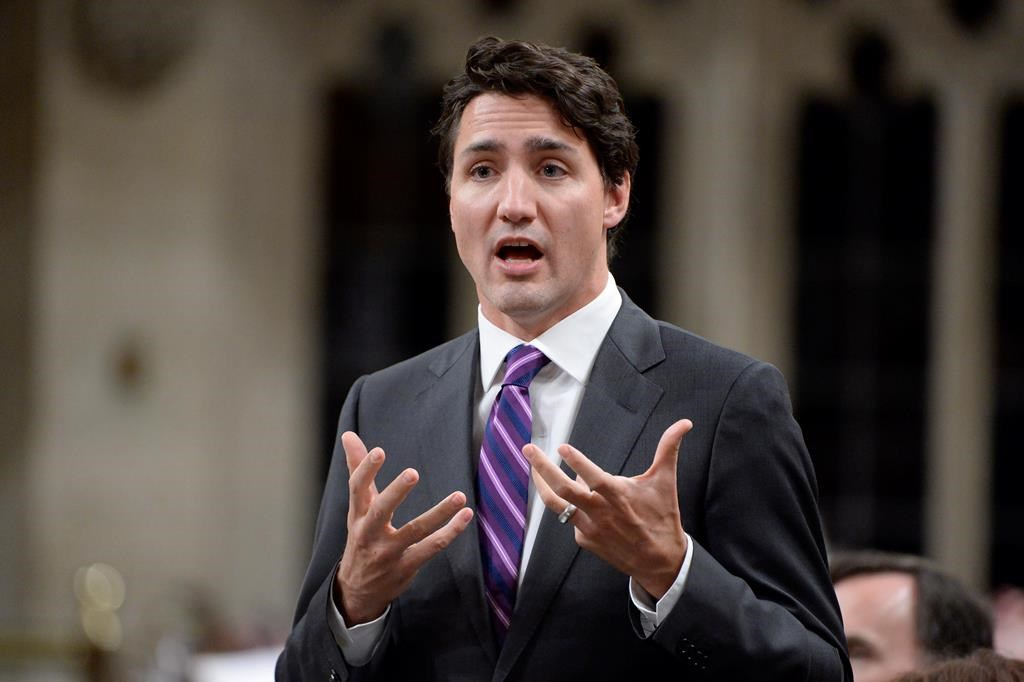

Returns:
528,453,568,514
524,443,589,505
342,432,383,495
342,431,369,474
530,466,596,534
403,506,475,568
393,491,469,547
350,448,384,518
345,436,385,517
341,431,370,519
645,419,693,479
557,443,616,495
366,468,420,531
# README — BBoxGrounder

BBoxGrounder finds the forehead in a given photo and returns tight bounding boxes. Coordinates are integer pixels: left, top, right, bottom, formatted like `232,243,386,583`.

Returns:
454,92,587,151
836,572,918,637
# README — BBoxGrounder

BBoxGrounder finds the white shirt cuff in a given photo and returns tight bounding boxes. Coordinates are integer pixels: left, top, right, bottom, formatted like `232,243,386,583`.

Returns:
327,582,389,666
629,533,694,638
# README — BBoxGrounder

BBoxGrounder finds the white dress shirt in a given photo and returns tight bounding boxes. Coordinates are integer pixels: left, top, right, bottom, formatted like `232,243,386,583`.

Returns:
329,274,694,663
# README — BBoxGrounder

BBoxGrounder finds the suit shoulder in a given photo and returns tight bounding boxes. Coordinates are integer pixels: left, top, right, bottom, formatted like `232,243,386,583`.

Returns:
652,319,761,372
647,318,793,398
361,329,477,389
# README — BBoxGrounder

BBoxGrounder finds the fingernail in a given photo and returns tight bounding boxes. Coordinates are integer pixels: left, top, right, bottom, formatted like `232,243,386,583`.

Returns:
403,470,416,483
370,450,383,463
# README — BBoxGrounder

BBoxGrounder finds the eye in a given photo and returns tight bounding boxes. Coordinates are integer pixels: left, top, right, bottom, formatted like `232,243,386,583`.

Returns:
846,639,878,661
469,164,495,180
540,163,567,178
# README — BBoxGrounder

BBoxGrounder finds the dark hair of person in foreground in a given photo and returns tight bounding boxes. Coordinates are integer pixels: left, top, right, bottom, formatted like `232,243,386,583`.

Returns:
890,648,1024,681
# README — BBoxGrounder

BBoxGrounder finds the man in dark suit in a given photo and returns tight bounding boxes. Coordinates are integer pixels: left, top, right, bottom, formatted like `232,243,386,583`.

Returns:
277,36,851,680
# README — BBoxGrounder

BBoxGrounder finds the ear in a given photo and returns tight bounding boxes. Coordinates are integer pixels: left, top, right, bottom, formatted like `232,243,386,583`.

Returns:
602,172,631,230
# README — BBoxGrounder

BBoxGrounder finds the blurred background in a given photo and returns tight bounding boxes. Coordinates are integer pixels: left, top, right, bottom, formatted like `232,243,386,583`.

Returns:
1,0,1022,678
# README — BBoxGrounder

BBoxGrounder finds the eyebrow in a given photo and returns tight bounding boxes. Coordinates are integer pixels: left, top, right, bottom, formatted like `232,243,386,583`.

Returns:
526,136,576,154
460,140,502,157
459,136,578,158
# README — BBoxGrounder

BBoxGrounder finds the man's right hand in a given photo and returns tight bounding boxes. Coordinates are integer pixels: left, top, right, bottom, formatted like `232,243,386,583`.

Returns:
336,431,474,625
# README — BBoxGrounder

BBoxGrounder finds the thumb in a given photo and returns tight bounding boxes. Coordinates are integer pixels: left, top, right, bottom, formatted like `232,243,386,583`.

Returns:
648,419,693,477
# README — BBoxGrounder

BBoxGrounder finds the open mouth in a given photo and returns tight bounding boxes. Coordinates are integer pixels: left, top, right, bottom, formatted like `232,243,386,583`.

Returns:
496,240,543,262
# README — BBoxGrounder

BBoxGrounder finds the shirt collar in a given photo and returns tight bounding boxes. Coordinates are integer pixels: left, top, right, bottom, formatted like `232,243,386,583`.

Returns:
478,273,622,389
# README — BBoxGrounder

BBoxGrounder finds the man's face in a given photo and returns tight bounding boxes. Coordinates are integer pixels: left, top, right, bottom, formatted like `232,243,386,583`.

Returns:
449,92,630,339
835,572,924,682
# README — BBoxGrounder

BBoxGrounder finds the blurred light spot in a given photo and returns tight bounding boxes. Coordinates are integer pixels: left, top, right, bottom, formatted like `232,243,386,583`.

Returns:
80,607,124,651
74,563,126,651
74,563,126,610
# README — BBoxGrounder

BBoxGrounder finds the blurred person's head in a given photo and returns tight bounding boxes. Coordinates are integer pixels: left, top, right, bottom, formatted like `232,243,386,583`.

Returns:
433,35,638,259
831,550,993,682
994,586,1024,660
889,648,1024,681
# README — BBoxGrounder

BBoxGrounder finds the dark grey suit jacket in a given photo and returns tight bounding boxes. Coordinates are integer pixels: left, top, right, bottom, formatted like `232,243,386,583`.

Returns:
277,294,852,681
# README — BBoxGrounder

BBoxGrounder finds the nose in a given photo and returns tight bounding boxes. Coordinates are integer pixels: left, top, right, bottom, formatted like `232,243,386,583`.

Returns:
497,167,536,226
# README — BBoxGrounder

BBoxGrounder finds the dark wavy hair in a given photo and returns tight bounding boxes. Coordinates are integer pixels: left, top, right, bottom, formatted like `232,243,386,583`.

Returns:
831,550,993,663
433,36,639,258
891,649,1024,682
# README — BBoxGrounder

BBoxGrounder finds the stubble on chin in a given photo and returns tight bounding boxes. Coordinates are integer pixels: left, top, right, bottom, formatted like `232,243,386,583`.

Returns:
480,282,556,332
491,288,546,318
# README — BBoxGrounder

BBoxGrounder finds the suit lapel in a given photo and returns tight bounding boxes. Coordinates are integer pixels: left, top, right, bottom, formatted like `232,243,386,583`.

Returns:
493,295,666,681
414,331,499,664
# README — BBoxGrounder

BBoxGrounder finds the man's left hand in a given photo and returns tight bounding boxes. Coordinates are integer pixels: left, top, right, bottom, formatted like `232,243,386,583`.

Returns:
524,419,692,600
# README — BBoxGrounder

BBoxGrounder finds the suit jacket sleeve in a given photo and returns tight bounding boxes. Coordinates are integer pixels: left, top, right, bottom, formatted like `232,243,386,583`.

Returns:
637,361,851,681
276,376,395,681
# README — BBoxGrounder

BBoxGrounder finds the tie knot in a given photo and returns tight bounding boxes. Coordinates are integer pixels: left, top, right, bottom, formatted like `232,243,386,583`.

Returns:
502,344,550,388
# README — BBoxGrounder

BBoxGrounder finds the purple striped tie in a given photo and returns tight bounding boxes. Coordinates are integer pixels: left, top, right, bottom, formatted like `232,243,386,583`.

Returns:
477,344,549,644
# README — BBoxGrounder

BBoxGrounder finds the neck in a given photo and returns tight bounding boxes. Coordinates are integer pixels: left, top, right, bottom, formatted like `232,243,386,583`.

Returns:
481,310,556,341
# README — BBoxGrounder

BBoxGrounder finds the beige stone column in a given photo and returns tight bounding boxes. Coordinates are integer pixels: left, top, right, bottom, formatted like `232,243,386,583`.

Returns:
925,82,997,589
660,0,792,370
676,1,763,352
